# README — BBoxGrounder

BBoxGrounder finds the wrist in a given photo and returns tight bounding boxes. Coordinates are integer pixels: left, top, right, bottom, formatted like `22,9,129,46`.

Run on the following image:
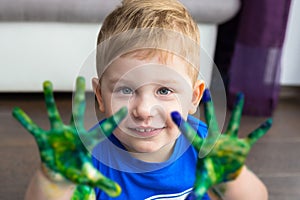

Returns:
25,168,76,200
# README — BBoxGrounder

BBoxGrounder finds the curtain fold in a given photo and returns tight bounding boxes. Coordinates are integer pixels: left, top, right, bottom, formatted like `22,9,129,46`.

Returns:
227,0,291,116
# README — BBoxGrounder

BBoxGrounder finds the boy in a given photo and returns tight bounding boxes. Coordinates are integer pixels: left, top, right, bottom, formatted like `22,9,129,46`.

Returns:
13,0,270,199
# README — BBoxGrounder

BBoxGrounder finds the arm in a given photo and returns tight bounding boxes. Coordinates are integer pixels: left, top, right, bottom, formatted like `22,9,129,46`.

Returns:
171,90,272,200
25,167,75,200
13,77,127,200
209,166,268,200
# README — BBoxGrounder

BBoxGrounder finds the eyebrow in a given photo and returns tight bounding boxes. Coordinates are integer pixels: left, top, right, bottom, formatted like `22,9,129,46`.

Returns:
106,77,118,85
107,77,181,85
107,77,133,85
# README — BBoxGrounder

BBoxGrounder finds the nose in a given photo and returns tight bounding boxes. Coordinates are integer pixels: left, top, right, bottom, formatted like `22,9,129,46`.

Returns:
131,94,159,121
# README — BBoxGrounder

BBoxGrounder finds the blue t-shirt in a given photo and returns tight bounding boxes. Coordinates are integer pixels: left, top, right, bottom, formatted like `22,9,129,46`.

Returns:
92,115,210,200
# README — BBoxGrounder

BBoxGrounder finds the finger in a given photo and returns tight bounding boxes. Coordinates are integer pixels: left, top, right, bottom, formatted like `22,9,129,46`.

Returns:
99,106,128,135
188,160,214,200
58,161,111,197
63,153,121,197
85,107,128,149
171,111,202,151
82,162,122,197
70,77,86,129
43,81,63,129
225,93,244,136
247,118,272,146
72,185,95,200
12,107,43,137
202,89,220,137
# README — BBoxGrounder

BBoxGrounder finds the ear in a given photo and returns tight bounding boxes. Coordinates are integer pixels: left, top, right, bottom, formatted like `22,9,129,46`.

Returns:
92,77,105,113
189,80,205,114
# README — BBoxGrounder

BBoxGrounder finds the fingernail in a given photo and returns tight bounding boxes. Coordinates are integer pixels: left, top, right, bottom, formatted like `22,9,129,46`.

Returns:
202,89,211,103
171,111,182,127
43,81,52,89
236,92,244,103
262,118,273,128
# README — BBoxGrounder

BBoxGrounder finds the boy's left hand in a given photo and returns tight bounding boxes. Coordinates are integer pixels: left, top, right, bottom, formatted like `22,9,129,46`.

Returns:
171,90,272,200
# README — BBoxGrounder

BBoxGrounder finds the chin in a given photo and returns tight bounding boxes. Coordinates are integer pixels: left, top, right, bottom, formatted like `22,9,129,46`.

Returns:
130,143,163,153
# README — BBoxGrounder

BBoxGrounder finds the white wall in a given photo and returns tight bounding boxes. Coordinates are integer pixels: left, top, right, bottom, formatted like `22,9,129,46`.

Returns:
280,0,300,86
0,23,99,92
0,23,217,92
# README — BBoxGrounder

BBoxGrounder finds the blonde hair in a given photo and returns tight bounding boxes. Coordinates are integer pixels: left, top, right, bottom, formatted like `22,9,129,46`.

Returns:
96,0,200,83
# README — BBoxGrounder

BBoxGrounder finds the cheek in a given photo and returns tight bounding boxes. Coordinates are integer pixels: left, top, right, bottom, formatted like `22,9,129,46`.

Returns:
164,95,192,117
163,101,189,130
102,95,127,116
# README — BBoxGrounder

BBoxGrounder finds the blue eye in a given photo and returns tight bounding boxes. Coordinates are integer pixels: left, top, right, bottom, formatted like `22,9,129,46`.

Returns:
157,87,172,95
120,87,133,94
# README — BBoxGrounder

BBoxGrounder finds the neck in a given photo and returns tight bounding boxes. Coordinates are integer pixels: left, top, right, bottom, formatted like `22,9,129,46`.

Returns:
128,141,176,163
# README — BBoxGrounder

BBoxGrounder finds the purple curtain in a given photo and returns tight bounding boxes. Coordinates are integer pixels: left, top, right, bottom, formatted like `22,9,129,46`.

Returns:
227,0,291,116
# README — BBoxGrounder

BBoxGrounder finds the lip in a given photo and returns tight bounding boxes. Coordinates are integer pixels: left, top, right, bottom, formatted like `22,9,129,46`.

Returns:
128,126,165,138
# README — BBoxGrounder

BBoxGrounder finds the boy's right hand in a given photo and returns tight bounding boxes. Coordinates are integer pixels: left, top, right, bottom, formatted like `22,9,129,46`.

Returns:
12,77,127,198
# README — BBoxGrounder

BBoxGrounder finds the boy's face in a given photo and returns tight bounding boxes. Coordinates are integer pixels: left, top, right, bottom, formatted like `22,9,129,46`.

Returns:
93,53,204,157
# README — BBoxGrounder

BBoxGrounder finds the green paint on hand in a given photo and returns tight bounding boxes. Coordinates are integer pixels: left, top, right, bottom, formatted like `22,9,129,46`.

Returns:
172,90,272,200
12,76,127,198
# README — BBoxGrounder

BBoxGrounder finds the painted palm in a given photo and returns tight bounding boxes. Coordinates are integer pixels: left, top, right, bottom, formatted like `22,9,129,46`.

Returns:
12,77,127,199
171,89,272,200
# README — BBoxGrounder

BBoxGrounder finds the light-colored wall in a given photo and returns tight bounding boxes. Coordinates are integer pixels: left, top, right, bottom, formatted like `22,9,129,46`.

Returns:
0,23,99,92
0,23,217,92
280,0,300,86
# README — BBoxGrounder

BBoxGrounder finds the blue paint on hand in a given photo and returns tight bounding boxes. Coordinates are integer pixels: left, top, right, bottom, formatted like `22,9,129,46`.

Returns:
171,111,182,127
202,89,211,103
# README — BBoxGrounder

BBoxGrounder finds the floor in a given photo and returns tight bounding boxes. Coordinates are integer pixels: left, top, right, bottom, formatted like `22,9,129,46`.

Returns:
0,88,299,200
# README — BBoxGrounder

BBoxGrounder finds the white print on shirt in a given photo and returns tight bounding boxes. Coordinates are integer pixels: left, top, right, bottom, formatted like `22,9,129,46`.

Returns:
145,188,192,200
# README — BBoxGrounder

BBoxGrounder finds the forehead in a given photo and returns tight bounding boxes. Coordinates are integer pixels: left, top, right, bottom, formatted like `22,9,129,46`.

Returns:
102,53,193,86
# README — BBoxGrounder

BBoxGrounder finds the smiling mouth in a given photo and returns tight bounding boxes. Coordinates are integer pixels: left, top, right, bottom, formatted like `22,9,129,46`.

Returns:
128,127,165,137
